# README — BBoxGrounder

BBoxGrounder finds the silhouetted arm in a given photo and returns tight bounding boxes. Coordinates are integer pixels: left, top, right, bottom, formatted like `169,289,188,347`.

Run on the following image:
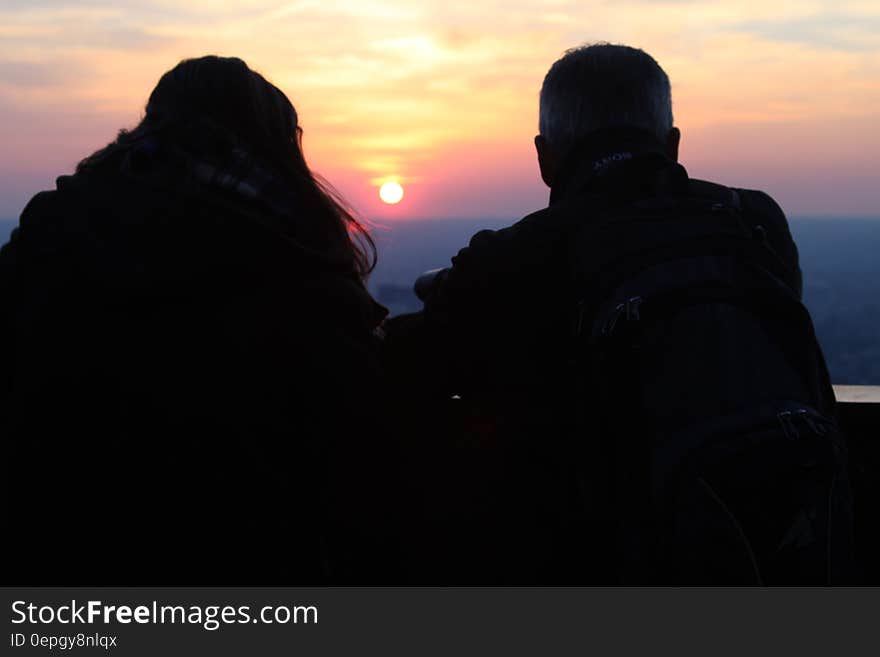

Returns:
382,208,566,401
382,226,515,398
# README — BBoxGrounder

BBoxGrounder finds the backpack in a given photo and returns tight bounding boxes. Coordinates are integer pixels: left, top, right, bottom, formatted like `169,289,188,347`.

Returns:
567,189,856,584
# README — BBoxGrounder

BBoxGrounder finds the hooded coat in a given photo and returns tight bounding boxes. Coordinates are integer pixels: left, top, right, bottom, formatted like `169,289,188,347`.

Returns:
1,143,396,584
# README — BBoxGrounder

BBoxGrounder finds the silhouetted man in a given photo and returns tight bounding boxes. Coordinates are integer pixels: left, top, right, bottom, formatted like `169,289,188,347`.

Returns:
384,44,853,584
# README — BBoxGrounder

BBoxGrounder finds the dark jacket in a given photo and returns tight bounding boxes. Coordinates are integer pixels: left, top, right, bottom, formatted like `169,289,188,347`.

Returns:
1,147,395,584
382,128,806,582
385,128,801,404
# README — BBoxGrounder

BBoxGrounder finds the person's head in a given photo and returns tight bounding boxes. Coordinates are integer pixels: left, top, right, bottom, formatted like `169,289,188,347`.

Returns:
535,43,680,187
79,55,375,279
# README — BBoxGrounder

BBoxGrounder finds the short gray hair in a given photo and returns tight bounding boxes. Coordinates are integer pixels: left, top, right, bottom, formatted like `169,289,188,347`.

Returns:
539,43,673,154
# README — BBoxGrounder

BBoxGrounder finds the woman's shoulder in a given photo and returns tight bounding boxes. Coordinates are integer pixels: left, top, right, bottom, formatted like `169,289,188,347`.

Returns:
3,176,87,261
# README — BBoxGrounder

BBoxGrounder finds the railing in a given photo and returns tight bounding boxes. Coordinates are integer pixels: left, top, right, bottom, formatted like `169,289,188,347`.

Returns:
834,385,879,583
834,385,880,403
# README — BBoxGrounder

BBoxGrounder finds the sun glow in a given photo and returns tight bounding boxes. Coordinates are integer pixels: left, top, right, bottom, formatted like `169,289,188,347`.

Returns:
379,180,404,204
0,2,878,218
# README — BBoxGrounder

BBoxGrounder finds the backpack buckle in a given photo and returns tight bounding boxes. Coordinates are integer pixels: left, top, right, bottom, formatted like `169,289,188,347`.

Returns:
795,409,828,437
602,296,643,336
625,296,643,321
777,411,800,440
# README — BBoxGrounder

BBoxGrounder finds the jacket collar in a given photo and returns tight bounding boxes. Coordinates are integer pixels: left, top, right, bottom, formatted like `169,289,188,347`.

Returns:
549,126,688,205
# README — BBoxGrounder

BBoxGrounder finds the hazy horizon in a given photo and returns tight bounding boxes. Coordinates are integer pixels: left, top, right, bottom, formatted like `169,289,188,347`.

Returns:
4,213,880,229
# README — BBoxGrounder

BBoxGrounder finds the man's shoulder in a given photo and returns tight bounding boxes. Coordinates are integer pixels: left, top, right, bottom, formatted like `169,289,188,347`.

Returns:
446,206,565,275
687,177,801,293
464,199,592,257
475,204,564,240
687,178,787,222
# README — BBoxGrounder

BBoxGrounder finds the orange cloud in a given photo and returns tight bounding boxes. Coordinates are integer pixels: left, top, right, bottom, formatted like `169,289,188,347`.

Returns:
0,1,878,218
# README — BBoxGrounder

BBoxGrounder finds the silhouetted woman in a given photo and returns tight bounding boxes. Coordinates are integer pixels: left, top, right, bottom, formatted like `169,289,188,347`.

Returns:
1,56,397,583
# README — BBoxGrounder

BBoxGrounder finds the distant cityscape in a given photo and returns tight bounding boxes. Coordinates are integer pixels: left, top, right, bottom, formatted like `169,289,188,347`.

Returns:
3,216,879,385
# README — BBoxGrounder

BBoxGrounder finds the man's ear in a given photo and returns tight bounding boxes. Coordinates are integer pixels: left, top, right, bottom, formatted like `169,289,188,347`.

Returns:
535,135,556,188
666,127,681,162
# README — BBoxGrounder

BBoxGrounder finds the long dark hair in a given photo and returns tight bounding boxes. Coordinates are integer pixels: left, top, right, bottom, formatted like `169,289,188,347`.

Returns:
78,55,376,279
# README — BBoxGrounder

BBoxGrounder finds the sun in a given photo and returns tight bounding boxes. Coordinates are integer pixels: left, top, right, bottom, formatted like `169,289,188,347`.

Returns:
379,181,404,204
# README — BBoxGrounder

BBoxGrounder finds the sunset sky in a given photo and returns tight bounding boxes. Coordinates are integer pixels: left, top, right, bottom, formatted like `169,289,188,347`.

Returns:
1,0,878,222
